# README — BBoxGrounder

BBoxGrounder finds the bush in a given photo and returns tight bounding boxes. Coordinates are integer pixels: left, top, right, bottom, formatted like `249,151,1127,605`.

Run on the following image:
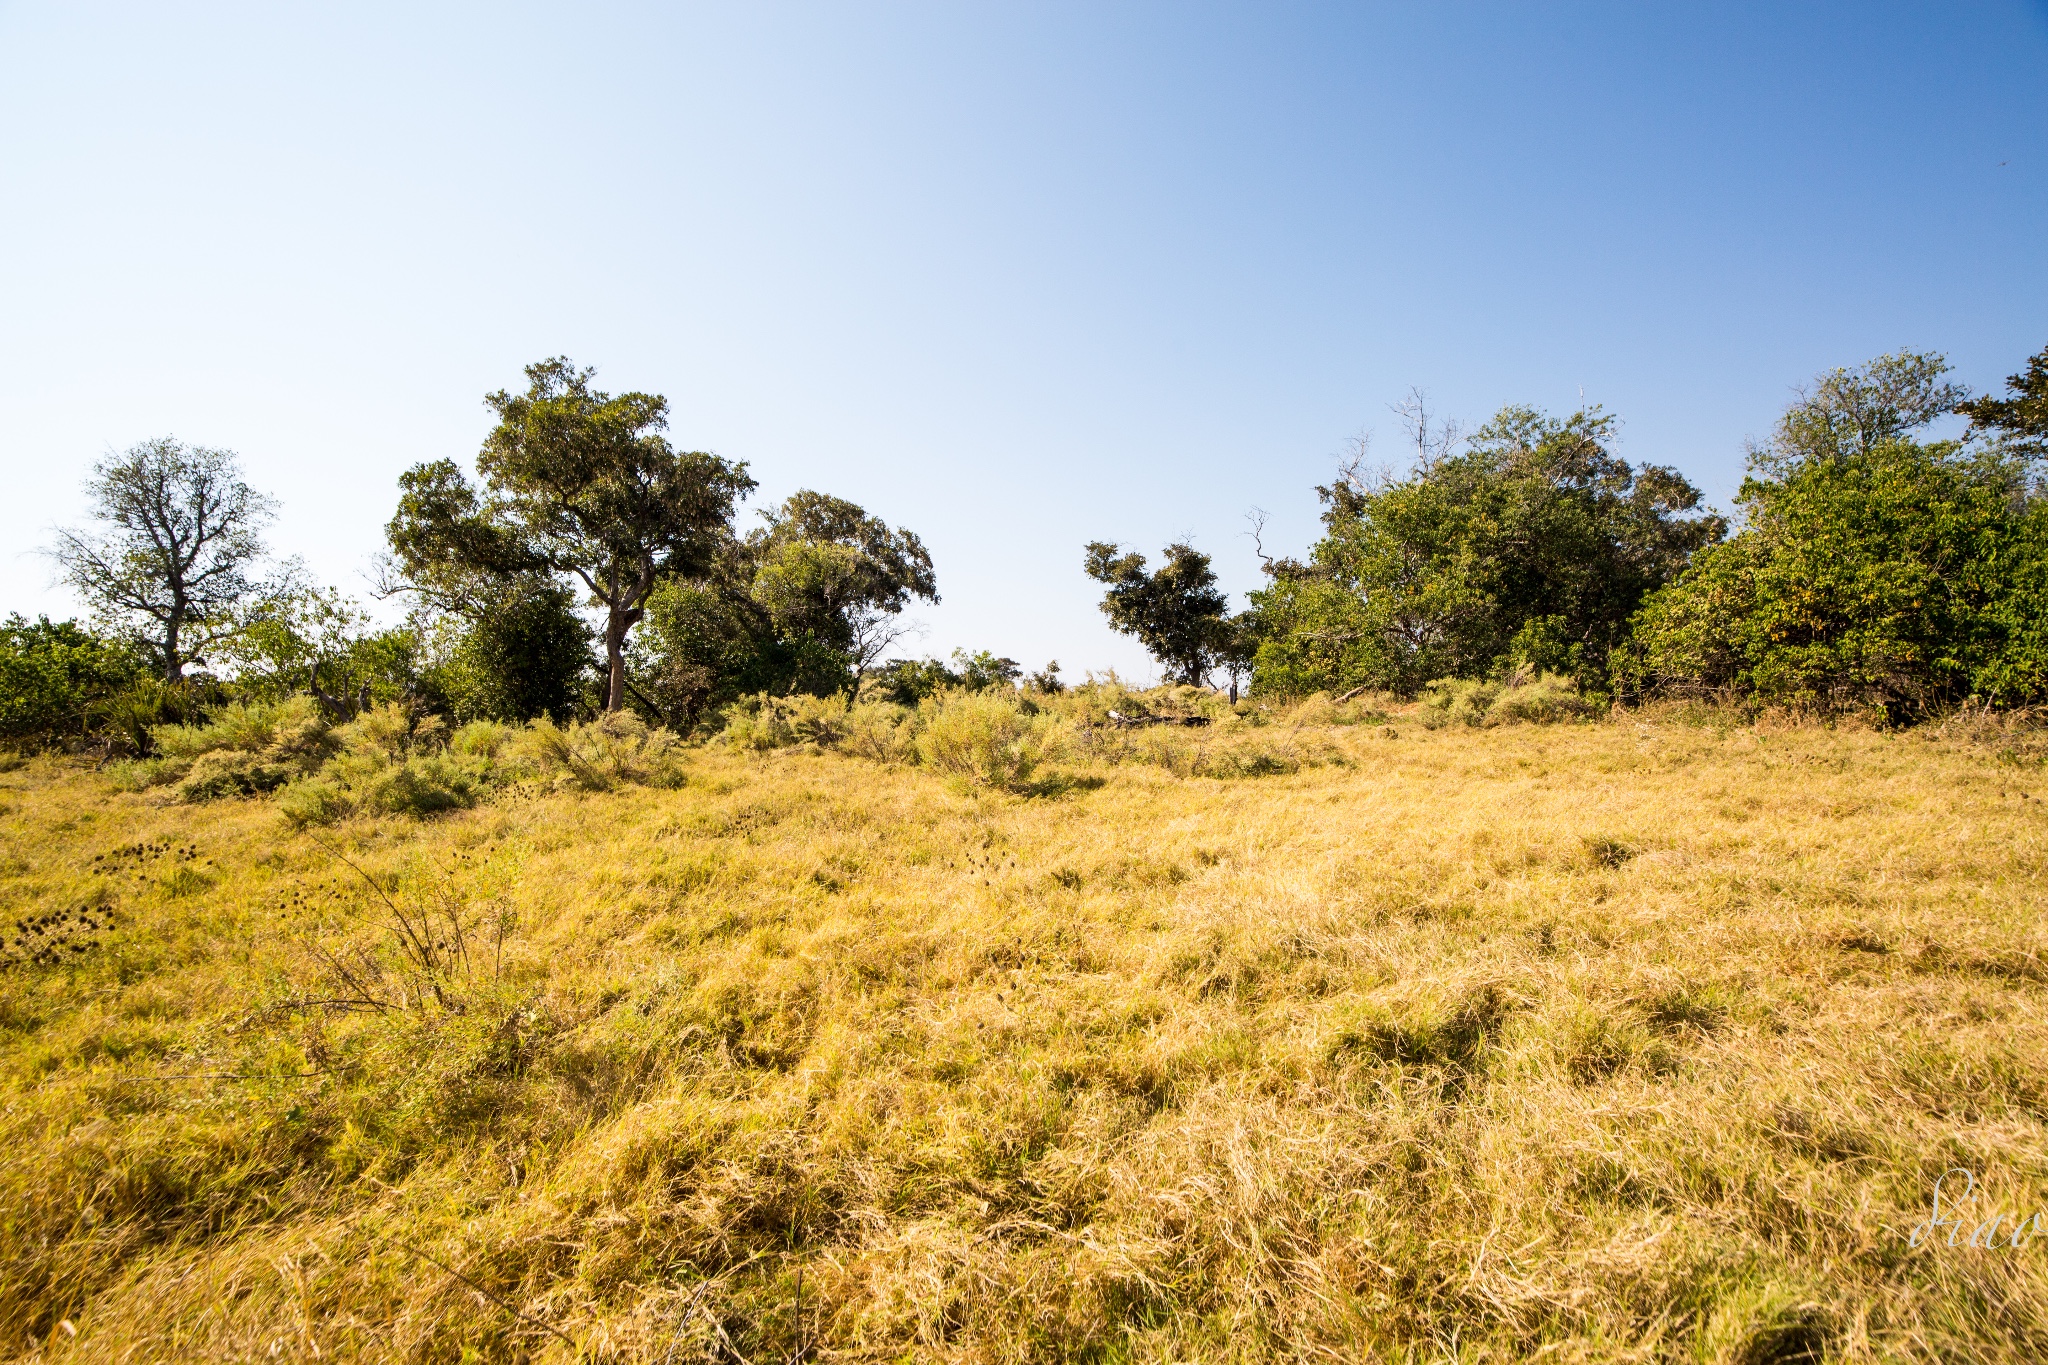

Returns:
279,751,487,826
718,693,854,752
1242,406,1720,698
1620,353,2048,720
1422,670,1598,728
432,578,594,723
271,704,490,824
840,702,917,763
912,690,1064,789
1485,670,1602,725
506,711,689,791
113,696,340,796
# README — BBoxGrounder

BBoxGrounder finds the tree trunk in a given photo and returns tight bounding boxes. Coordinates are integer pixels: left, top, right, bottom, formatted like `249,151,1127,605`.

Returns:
163,610,184,683
605,614,628,712
603,603,647,713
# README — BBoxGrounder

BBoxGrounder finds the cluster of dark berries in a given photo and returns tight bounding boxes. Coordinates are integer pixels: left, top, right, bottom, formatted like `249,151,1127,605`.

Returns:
2,906,115,969
275,877,346,920
92,840,205,877
952,847,1017,883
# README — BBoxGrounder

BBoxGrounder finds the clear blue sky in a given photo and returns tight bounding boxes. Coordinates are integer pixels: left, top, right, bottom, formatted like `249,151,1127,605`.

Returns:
4,1,2044,681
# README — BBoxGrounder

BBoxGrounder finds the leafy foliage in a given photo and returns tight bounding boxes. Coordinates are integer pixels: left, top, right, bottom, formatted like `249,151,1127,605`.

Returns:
1620,352,2048,718
866,656,962,706
1957,341,2048,457
1245,406,1721,698
631,491,938,724
1083,541,1234,685
747,491,938,691
0,616,145,751
426,577,593,723
865,650,1021,706
387,358,755,712
222,585,427,715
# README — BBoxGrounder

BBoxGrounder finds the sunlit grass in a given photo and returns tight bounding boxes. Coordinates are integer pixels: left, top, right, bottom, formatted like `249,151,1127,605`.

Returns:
2,705,2046,1360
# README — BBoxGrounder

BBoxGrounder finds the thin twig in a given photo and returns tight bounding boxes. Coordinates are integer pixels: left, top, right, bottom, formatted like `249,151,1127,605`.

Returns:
662,1278,714,1365
383,1233,576,1347
111,1071,327,1082
303,830,409,924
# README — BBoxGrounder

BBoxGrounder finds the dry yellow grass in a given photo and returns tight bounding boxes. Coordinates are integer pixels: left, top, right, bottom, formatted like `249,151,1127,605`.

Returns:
3,707,2048,1361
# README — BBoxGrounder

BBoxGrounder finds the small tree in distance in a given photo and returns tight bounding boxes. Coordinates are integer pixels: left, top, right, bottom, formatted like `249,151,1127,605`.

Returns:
48,438,280,682
1083,540,1235,686
747,490,939,698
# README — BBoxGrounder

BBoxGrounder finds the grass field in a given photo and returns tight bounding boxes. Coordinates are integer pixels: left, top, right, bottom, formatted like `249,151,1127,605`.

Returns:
3,704,2047,1362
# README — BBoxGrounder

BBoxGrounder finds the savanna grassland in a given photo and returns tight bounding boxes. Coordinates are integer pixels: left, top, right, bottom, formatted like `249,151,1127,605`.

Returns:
3,707,2047,1363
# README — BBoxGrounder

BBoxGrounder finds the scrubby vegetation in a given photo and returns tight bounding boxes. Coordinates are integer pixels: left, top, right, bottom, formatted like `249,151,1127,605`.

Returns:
81,679,1378,833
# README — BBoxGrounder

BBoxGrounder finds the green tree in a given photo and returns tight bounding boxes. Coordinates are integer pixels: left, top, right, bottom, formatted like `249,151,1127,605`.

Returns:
1025,661,1065,694
1083,541,1234,686
747,491,938,695
48,439,281,682
1244,404,1720,697
1759,350,1969,473
1620,351,2048,716
630,574,782,730
632,490,939,724
387,359,755,712
952,649,1021,691
221,584,427,715
430,578,593,722
866,656,962,706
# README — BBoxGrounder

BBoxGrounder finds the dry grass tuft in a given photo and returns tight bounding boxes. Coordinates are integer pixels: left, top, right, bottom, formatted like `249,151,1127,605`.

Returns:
2,704,2047,1360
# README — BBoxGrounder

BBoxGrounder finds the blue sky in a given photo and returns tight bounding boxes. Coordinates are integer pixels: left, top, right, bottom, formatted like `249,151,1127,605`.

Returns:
3,1,2044,680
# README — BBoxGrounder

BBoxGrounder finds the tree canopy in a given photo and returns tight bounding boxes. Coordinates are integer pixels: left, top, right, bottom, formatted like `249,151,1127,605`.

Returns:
386,358,755,711
1083,541,1234,686
631,490,939,725
0,616,145,750
1957,342,2048,455
747,491,938,693
1620,352,2048,717
1243,406,1721,697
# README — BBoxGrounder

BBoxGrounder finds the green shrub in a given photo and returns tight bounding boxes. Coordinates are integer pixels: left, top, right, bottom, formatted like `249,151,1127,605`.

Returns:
1422,670,1597,728
431,577,594,723
273,704,491,825
279,751,487,826
1242,407,1720,698
152,696,337,763
448,719,520,761
507,711,689,791
175,750,302,802
0,616,146,751
1421,678,1500,728
120,696,342,797
840,702,917,763
1620,353,2048,720
913,690,1063,789
717,693,853,752
1485,671,1601,724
